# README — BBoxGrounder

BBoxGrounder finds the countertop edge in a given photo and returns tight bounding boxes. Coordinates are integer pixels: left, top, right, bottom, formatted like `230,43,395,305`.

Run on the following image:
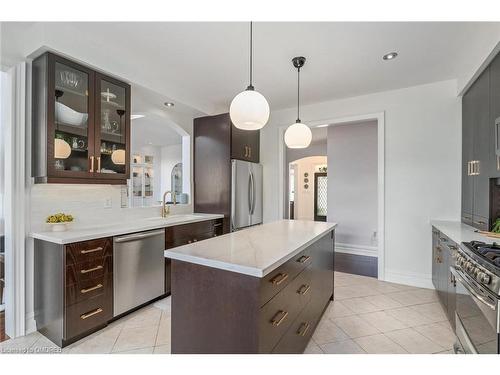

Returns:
430,219,491,244
29,213,225,244
165,222,337,278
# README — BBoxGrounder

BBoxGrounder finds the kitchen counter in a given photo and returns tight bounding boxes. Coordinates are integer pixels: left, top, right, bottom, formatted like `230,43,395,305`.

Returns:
164,219,337,277
29,213,224,244
430,220,492,245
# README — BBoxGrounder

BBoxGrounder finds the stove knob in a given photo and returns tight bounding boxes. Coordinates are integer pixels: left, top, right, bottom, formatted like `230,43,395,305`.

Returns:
478,272,491,285
466,262,474,273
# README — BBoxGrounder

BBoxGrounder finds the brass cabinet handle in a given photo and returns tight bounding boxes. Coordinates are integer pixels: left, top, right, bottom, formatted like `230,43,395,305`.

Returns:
497,155,500,171
298,284,311,295
297,255,311,264
270,272,289,285
270,310,289,326
80,308,103,320
81,283,103,294
244,146,248,158
90,156,95,173
297,322,311,337
213,223,223,227
80,246,103,254
475,220,487,225
436,256,442,264
97,156,101,172
436,246,442,253
80,265,103,274
193,238,198,242
248,147,252,158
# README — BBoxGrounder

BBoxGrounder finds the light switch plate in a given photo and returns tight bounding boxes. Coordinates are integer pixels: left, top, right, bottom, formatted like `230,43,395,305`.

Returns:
104,198,112,209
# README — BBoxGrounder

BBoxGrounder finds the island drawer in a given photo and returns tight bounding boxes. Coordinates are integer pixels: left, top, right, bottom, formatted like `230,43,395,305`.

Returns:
65,293,112,340
259,265,312,353
65,274,113,307
260,247,313,306
65,238,112,265
271,294,322,354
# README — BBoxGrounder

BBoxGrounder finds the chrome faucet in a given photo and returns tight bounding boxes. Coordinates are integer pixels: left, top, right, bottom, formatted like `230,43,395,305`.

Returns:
161,191,177,217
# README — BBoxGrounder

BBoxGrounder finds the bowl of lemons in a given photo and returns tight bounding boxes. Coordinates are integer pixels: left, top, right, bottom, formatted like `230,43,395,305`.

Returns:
46,213,74,232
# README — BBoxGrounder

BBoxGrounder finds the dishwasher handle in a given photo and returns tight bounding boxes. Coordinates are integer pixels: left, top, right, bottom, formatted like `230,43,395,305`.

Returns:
114,229,165,243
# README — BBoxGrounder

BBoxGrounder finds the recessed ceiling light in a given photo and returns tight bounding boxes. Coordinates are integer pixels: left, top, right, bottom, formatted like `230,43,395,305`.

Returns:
383,52,398,61
164,102,175,107
316,124,329,128
131,114,145,120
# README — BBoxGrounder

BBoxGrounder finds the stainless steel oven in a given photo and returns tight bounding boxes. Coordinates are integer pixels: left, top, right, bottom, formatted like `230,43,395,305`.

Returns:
451,266,500,354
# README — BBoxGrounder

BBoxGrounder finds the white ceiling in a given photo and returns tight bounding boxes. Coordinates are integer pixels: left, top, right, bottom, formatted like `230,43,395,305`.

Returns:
2,22,500,115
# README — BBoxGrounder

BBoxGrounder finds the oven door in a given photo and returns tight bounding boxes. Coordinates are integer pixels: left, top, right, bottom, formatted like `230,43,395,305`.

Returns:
451,267,500,354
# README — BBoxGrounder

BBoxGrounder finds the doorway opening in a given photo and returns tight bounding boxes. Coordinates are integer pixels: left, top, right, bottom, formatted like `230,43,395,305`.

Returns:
280,112,385,280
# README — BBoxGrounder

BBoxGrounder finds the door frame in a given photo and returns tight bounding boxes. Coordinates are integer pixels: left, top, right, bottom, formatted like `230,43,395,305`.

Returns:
278,112,385,280
313,172,327,222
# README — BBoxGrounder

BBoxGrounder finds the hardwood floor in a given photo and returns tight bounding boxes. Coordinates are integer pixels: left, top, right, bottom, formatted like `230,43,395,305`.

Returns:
0,311,9,343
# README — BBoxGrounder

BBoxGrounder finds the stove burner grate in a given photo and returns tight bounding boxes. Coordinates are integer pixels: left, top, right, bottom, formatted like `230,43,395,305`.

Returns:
466,241,500,267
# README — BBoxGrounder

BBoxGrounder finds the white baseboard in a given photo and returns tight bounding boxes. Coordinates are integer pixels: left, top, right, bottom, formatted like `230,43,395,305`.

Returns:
25,311,36,335
384,269,434,290
335,242,378,258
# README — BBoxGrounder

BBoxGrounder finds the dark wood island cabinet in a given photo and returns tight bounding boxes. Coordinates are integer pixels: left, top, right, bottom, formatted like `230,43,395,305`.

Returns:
166,220,336,354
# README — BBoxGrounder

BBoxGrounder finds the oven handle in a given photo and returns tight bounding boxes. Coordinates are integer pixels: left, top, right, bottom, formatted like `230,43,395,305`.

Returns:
451,267,497,311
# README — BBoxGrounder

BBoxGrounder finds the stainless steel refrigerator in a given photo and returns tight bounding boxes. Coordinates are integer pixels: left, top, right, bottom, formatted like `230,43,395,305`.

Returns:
231,159,263,231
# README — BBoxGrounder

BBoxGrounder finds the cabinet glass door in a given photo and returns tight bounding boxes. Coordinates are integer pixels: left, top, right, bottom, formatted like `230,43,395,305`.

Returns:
96,77,128,176
53,61,93,174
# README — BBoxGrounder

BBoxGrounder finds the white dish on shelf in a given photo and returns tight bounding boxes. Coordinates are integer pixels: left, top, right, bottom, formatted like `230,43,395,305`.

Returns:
55,102,88,127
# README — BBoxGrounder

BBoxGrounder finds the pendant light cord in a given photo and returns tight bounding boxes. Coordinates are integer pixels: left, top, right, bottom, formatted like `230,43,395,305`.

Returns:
297,66,300,122
248,21,254,90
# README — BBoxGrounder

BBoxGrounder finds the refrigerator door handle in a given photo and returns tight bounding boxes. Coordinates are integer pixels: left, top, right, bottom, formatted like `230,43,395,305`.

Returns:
251,171,256,215
248,172,253,214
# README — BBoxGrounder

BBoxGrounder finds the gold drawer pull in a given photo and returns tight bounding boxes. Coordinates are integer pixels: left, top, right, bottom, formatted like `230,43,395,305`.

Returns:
81,283,103,294
297,322,310,337
297,255,311,264
270,310,289,326
80,247,103,254
270,272,289,285
298,284,311,295
80,265,103,274
80,308,103,320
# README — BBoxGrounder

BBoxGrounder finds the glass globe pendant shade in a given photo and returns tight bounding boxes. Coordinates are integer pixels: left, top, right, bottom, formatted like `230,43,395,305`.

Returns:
284,121,312,149
230,89,270,130
111,149,126,165
54,138,71,159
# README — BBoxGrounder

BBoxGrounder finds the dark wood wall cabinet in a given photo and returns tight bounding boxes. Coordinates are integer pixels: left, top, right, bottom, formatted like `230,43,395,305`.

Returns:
431,227,457,329
461,51,500,230
193,113,260,232
32,52,131,185
34,237,113,347
170,231,335,354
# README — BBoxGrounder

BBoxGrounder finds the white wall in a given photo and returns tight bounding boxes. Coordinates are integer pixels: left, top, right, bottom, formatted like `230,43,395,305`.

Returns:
290,156,327,221
261,79,461,288
327,121,378,251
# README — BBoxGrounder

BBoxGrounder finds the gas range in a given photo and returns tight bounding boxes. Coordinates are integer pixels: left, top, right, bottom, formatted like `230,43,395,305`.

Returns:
458,240,500,296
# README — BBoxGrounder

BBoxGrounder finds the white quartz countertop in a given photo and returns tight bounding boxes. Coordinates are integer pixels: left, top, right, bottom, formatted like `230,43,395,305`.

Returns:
164,220,337,277
430,220,493,244
29,213,224,244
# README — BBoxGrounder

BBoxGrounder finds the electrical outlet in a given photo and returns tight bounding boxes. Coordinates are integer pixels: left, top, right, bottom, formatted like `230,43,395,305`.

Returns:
104,198,112,209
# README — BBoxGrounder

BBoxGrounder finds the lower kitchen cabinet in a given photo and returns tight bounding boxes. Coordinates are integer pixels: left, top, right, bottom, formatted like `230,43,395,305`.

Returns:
431,226,457,329
164,218,224,294
34,237,113,347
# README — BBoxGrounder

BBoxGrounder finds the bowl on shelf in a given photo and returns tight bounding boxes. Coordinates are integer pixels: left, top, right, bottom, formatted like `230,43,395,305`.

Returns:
55,102,88,127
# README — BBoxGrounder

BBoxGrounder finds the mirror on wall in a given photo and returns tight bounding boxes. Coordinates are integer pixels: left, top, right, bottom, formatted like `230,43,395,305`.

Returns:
128,113,188,207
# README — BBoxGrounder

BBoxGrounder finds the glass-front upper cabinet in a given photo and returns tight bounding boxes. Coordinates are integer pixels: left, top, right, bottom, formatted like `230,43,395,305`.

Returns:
50,56,95,178
95,75,130,179
32,52,130,184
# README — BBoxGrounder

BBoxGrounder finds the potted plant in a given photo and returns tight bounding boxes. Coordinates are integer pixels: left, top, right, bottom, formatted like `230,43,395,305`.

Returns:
46,213,74,232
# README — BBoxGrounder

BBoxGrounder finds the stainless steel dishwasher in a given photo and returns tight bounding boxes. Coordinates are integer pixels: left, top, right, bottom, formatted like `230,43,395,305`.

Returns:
113,229,165,317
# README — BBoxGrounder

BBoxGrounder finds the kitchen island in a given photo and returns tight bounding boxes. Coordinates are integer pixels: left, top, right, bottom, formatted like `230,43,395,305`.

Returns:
164,220,337,354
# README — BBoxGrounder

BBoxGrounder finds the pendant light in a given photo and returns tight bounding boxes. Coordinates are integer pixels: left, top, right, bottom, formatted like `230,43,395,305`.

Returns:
229,22,270,131
284,56,312,149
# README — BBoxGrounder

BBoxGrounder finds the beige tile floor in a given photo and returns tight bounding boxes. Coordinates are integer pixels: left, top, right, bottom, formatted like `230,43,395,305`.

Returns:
0,272,456,354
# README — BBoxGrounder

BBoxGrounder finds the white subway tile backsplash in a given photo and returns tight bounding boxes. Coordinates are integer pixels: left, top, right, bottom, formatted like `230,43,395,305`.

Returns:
30,184,193,233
